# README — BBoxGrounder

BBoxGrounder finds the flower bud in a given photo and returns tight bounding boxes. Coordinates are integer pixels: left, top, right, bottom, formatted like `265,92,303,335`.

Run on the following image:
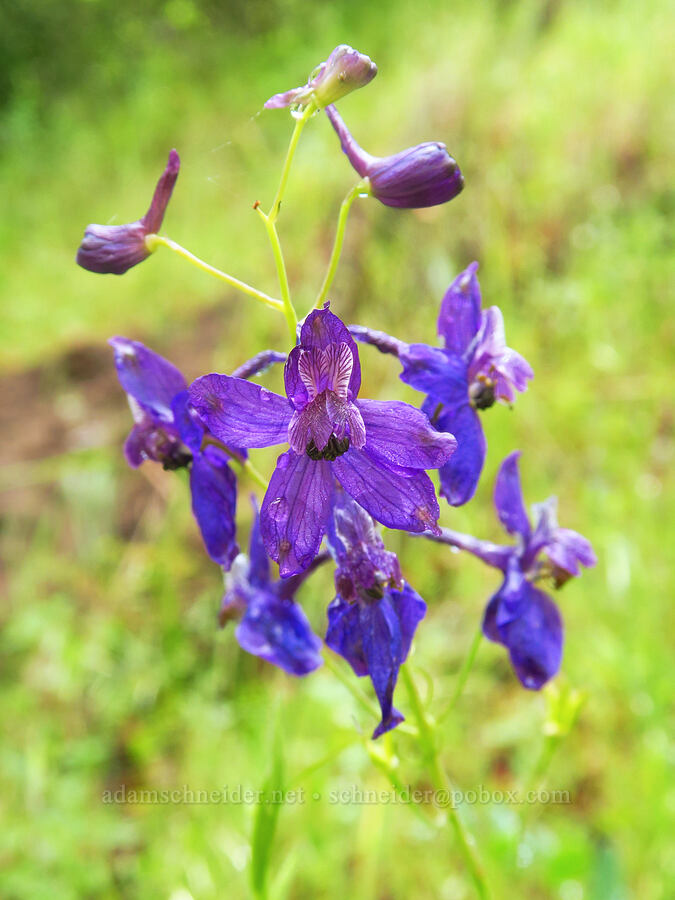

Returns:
76,149,180,275
264,45,377,111
325,105,464,209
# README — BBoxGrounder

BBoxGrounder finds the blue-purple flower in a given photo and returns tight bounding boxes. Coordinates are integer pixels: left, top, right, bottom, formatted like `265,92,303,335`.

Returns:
265,45,377,111
431,451,596,689
351,263,533,505
326,491,426,738
189,306,457,577
325,105,463,209
110,337,239,568
77,150,180,275
220,501,324,675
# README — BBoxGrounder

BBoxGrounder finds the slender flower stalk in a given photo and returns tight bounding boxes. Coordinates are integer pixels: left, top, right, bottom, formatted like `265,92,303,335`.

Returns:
267,103,316,222
144,234,283,313
255,207,297,341
401,665,491,900
436,623,484,723
314,180,367,311
201,435,269,490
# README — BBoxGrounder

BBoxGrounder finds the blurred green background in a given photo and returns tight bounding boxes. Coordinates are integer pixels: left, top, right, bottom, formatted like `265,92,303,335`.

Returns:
1,0,673,897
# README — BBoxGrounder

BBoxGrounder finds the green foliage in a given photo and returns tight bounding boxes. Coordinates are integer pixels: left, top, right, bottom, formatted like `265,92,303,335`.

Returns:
1,1,673,898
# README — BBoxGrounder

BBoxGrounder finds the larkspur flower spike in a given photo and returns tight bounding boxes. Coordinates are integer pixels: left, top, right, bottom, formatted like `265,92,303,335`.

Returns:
325,105,463,209
76,150,180,275
265,45,377,111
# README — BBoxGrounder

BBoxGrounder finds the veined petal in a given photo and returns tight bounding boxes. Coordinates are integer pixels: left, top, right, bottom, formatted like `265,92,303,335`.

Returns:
109,337,186,422
398,344,468,405
332,448,441,535
189,374,291,448
437,262,482,356
359,399,456,470
298,307,361,398
261,451,334,576
171,390,205,455
430,400,486,506
236,595,323,676
494,451,531,539
189,448,239,569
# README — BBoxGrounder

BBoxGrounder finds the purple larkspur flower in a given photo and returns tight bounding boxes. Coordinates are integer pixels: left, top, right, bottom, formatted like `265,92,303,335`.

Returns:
351,262,533,505
189,306,457,577
110,337,239,568
265,45,377,111
220,500,324,675
76,150,180,275
325,105,463,209
429,451,596,689
325,491,426,738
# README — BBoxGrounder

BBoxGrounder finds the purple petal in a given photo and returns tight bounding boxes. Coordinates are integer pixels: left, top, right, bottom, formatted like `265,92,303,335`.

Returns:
142,149,181,234
359,599,405,738
292,307,362,399
437,263,482,356
471,307,533,403
547,528,597,578
260,451,334,577
264,86,308,110
288,394,335,454
484,578,563,690
367,142,464,210
398,344,469,405
189,374,291,449
123,423,148,468
189,447,239,569
332,448,441,535
231,350,287,380
326,596,368,675
109,337,186,421
388,582,427,661
359,399,457,470
236,595,323,676
494,451,531,539
77,222,150,275
431,400,486,506
248,499,271,589
171,391,205,455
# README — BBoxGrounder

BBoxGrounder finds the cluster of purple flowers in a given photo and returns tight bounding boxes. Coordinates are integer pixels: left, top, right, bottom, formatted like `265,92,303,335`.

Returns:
77,45,594,738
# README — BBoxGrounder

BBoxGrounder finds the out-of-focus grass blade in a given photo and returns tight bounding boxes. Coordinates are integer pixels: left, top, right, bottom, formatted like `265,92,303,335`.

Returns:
250,723,285,900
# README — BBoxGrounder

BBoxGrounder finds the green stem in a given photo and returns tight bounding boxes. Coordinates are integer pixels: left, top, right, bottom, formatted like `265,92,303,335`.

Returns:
314,180,365,311
257,207,297,342
401,665,491,900
202,436,268,490
437,625,483,724
268,103,315,223
144,234,283,313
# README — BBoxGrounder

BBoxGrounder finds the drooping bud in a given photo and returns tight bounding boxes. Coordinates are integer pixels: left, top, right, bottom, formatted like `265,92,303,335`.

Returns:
325,105,464,209
264,45,377,111
76,150,180,275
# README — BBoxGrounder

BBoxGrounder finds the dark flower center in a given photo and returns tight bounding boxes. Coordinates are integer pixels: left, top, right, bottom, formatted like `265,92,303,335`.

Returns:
469,379,496,410
306,434,350,461
161,447,193,471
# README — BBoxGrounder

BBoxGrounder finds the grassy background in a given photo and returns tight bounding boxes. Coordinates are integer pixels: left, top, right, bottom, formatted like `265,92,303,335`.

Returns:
1,0,673,897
